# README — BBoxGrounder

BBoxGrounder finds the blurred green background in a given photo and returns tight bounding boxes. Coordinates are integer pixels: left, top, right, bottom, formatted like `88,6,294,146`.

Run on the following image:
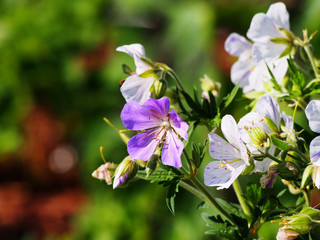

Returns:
0,0,319,239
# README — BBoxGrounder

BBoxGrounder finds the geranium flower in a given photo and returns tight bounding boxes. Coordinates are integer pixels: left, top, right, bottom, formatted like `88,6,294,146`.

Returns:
247,2,292,63
204,115,249,189
120,97,188,168
238,95,283,172
117,43,155,104
225,33,287,93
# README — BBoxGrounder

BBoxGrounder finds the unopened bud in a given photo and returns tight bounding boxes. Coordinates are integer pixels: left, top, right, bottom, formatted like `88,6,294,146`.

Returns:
113,156,139,189
92,162,117,185
283,214,312,234
200,74,221,100
301,165,314,189
276,227,299,240
300,207,320,220
153,78,167,99
146,154,159,177
265,116,279,133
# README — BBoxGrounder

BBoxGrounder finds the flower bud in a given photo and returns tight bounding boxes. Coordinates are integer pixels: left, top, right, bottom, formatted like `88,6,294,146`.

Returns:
248,126,268,148
276,227,299,240
264,116,279,133
260,165,280,188
200,74,221,100
153,78,167,99
113,156,139,189
146,154,159,177
300,207,320,220
301,165,313,189
282,214,312,234
92,162,117,185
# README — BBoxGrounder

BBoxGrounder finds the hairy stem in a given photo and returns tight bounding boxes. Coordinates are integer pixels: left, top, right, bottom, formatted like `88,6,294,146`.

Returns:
233,179,252,221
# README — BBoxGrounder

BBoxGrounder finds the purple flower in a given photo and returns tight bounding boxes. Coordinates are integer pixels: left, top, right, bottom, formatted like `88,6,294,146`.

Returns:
121,97,188,168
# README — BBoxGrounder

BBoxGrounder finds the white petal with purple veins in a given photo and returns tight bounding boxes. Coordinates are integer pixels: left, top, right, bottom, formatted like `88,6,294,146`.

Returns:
120,75,154,104
204,160,246,189
224,33,252,58
230,59,253,88
256,95,281,128
305,100,320,133
310,136,320,167
208,133,242,161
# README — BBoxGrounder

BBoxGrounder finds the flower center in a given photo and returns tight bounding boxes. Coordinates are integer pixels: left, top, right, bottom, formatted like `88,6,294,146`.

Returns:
161,120,171,130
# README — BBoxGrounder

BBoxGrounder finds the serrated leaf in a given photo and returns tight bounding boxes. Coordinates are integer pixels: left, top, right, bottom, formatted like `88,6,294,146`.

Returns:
181,90,199,112
270,135,291,151
219,83,240,112
136,169,180,183
166,180,179,215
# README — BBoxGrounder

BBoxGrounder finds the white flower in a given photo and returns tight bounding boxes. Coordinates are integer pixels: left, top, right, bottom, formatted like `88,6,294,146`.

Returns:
238,95,282,172
204,115,249,189
305,100,320,133
225,33,287,93
247,2,292,63
117,43,155,104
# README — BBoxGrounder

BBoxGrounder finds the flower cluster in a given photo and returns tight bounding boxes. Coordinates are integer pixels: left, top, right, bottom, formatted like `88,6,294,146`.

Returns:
92,2,320,239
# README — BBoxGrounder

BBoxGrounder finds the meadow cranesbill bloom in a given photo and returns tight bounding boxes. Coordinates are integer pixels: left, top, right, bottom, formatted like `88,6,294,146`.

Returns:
225,33,287,93
247,2,293,63
204,115,249,189
117,43,155,104
238,95,284,172
121,97,188,168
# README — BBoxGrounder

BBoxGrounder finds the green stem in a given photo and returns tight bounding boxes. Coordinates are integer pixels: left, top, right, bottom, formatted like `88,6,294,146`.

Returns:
265,152,282,164
304,44,320,79
303,190,310,207
292,99,299,123
183,149,193,175
168,69,186,92
293,148,310,164
233,179,252,221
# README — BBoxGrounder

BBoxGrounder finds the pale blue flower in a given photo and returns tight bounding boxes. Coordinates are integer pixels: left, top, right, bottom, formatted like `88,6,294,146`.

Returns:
204,115,249,189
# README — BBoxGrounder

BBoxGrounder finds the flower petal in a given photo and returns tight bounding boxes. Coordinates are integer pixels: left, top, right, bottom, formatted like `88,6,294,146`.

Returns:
282,111,293,130
252,41,287,63
116,43,151,74
230,59,253,89
221,115,249,164
121,101,162,130
127,128,163,161
305,100,320,133
256,95,281,128
208,132,242,161
142,97,170,120
224,33,252,58
313,166,320,189
247,13,283,42
204,160,246,189
238,112,269,142
266,2,290,30
310,136,320,167
120,75,154,104
161,129,184,168
169,110,189,140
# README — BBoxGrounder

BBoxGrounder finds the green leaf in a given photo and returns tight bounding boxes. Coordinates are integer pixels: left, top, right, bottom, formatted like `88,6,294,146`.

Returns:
122,64,133,75
219,83,240,112
270,135,291,151
136,169,180,183
166,180,179,215
266,63,282,91
139,69,156,78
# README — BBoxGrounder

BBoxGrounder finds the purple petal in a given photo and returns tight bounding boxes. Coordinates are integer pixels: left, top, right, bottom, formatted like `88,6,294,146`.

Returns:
113,170,129,189
161,129,184,168
121,101,162,130
142,97,170,121
127,127,163,161
120,75,154,104
208,132,241,160
306,100,320,133
256,95,281,128
169,110,189,140
310,136,320,167
204,160,246,189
